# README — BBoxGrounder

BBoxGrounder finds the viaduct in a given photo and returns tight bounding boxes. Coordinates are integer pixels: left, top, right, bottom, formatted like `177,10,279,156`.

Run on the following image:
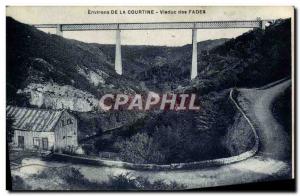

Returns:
34,19,271,79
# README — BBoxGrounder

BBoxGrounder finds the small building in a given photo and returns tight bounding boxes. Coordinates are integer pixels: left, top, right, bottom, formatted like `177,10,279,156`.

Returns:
6,105,78,152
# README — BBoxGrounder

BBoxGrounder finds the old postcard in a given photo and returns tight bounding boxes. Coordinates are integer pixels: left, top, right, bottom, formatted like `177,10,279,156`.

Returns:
6,6,295,191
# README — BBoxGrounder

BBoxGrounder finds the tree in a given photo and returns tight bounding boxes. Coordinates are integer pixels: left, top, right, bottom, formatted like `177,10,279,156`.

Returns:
6,116,15,145
114,133,165,164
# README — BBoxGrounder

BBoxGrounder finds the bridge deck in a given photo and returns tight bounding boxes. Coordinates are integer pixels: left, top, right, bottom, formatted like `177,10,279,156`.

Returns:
33,20,265,31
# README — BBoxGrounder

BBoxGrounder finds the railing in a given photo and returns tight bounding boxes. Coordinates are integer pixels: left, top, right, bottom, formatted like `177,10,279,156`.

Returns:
33,20,267,31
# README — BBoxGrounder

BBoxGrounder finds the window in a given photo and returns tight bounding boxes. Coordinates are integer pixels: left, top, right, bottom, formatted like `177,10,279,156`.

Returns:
33,137,40,147
61,119,73,127
67,119,73,125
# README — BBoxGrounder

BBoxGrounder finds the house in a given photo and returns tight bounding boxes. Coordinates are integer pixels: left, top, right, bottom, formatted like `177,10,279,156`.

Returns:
6,105,78,152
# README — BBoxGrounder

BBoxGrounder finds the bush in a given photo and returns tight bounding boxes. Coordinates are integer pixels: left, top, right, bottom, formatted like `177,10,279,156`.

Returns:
11,175,32,190
33,167,101,190
114,133,165,164
107,172,186,190
222,112,255,155
31,168,185,190
112,90,234,164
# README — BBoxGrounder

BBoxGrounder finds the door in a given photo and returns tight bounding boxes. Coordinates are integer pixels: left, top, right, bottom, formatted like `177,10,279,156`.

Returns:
42,138,48,150
18,136,24,148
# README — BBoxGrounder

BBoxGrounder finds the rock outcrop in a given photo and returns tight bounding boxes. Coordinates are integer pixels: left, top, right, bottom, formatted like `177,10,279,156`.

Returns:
18,83,99,112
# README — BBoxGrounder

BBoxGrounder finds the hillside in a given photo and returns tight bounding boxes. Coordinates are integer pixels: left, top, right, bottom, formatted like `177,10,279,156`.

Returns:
92,19,291,93
6,17,292,110
181,19,291,94
6,17,145,111
6,17,230,109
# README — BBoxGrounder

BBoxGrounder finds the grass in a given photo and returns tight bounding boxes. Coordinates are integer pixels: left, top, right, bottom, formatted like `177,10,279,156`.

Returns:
9,149,39,164
12,167,186,191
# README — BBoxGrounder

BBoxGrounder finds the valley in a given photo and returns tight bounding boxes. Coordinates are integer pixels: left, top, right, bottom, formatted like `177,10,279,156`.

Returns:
7,16,292,170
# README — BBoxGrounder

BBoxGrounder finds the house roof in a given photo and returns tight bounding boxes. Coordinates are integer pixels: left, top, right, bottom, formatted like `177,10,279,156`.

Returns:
6,106,64,132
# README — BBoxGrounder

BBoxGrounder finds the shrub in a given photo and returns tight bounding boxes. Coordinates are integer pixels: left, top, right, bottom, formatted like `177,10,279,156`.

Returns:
31,168,185,190
11,175,32,190
34,167,101,190
107,172,186,190
114,133,165,164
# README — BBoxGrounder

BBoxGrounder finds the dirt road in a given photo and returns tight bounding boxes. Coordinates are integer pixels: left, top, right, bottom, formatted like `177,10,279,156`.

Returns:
238,79,291,160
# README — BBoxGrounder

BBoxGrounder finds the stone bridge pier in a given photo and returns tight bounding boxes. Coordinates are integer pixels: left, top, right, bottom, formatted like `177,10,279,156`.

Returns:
191,28,198,80
115,29,122,75
56,24,63,37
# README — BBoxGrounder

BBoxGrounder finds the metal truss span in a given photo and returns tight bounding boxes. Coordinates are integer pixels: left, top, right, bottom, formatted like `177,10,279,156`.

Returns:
33,20,265,31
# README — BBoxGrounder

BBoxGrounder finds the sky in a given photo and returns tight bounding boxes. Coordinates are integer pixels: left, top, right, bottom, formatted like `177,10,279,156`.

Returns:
6,6,294,46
